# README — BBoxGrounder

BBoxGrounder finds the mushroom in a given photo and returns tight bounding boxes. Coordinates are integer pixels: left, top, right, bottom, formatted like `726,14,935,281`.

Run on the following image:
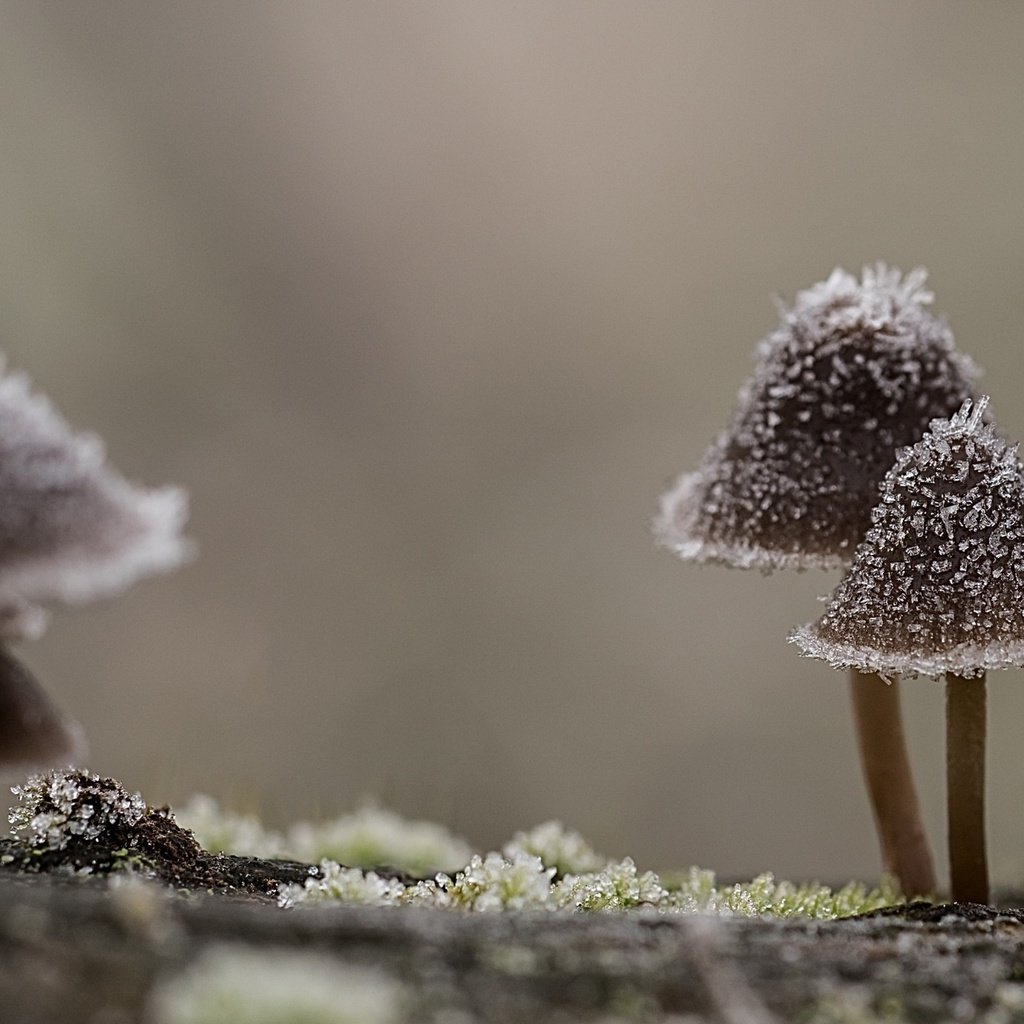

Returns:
792,396,1018,904
0,355,190,771
657,265,979,897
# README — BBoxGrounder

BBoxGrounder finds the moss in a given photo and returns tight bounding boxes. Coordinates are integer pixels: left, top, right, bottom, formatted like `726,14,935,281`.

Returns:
147,945,405,1024
4,771,905,919
176,795,471,876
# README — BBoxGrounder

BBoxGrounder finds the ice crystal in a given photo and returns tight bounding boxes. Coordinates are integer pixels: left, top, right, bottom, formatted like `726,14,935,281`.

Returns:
9,768,146,850
657,265,978,570
148,944,404,1024
0,357,190,639
792,397,1024,678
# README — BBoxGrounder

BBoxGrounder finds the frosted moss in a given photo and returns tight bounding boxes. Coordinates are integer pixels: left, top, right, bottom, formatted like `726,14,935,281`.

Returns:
171,795,289,860
286,804,474,875
9,768,146,851
657,264,978,571
504,820,606,876
792,397,1024,678
171,798,900,918
276,819,900,919
147,944,404,1024
175,795,472,876
556,858,670,910
278,860,406,908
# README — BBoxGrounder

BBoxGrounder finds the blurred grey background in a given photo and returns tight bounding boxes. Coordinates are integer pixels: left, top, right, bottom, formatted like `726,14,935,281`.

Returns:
2,1,1023,885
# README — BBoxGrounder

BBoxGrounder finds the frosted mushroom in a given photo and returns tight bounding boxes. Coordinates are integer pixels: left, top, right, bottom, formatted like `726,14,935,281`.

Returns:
657,265,979,897
657,264,977,569
0,356,190,770
792,396,1020,903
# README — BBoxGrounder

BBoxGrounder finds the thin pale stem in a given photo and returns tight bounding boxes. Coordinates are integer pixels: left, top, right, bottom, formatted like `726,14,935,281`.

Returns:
946,672,988,904
849,667,937,898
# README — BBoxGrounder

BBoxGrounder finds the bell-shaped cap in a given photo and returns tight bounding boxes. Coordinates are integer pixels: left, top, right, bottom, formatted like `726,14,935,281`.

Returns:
0,357,191,639
656,265,979,571
791,397,1024,679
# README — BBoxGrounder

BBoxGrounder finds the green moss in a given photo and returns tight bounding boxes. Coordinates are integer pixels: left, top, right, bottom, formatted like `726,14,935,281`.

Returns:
172,798,904,919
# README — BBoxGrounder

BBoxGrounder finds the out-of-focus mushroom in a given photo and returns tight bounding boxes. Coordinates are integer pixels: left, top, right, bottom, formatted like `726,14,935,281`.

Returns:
0,356,190,770
658,265,978,897
0,648,84,771
792,396,1019,903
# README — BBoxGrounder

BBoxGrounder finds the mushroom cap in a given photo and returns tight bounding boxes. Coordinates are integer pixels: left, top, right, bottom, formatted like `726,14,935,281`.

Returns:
656,265,979,571
0,358,191,639
791,397,1024,679
0,647,85,771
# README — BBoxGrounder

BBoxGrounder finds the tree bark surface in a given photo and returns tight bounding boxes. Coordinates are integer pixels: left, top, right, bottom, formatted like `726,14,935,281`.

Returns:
2,873,1024,1024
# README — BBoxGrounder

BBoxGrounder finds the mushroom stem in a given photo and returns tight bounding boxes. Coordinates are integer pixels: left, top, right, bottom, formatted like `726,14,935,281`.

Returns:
946,672,988,904
0,646,84,769
849,668,937,897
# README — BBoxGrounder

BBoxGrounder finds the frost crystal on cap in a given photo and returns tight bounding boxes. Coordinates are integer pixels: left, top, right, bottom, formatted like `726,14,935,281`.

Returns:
0,358,190,639
657,265,979,570
791,397,1024,679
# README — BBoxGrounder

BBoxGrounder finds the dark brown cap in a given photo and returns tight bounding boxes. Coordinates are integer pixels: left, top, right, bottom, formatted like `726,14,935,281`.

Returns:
656,266,978,570
791,397,1024,678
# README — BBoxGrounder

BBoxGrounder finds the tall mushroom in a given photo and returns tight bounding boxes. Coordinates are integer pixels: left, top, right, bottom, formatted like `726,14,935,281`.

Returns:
0,355,190,771
657,264,979,897
792,396,1018,904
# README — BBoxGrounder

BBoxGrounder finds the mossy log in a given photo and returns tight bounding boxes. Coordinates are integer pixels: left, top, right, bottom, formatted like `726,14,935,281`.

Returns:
3,868,1024,1024
3,776,1024,1024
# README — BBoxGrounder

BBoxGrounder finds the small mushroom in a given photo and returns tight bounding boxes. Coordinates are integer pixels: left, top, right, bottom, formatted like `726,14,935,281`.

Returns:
656,264,977,568
657,265,978,897
0,355,190,770
792,396,1019,903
